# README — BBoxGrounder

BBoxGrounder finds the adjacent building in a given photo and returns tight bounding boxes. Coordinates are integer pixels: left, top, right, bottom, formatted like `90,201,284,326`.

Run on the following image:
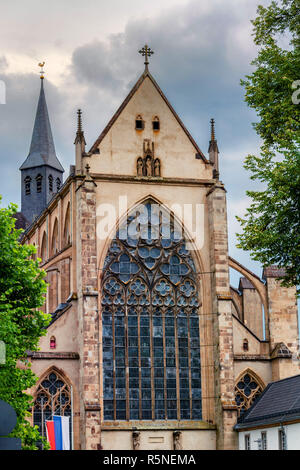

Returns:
235,374,300,450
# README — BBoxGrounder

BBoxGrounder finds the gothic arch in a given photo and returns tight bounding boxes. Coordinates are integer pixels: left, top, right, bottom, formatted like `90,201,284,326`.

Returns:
51,218,59,256
40,231,47,263
63,202,71,247
99,197,204,421
32,366,74,447
98,194,204,276
229,257,268,331
235,368,265,416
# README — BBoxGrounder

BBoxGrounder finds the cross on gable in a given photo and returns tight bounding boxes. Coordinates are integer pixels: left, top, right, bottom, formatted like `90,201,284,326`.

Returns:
139,44,154,68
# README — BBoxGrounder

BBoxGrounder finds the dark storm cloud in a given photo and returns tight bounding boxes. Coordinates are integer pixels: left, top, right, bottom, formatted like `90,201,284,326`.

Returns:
0,0,270,277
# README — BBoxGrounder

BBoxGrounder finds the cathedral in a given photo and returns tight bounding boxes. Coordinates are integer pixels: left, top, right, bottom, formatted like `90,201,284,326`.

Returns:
17,47,299,450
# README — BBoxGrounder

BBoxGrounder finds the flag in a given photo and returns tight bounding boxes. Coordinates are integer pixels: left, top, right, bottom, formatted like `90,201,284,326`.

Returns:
46,420,55,450
46,416,70,450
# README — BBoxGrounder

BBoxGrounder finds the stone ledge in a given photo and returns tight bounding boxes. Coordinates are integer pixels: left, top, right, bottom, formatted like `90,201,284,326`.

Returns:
234,354,270,361
85,403,101,411
100,420,216,431
27,351,80,360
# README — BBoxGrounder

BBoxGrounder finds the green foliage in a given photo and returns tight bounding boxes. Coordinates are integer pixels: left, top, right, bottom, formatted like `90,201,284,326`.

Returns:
0,197,51,449
237,0,300,293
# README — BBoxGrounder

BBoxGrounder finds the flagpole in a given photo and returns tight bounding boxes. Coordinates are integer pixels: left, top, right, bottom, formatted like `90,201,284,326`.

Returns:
41,397,44,450
71,385,74,450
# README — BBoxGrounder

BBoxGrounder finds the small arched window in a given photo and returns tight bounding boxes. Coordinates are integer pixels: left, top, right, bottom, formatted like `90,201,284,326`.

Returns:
51,219,59,256
63,203,71,246
152,116,160,131
48,175,53,192
25,176,31,195
235,371,264,416
50,336,56,349
40,232,47,263
36,174,43,193
135,115,144,130
56,178,61,192
243,339,249,351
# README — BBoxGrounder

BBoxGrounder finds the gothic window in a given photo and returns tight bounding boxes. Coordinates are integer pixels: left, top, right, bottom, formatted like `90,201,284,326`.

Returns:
235,371,264,416
48,175,53,192
40,232,47,263
33,370,72,448
243,339,249,351
63,203,71,246
25,176,31,195
36,174,43,193
50,336,56,349
135,115,144,130
101,201,202,421
152,116,160,131
51,219,59,256
56,178,61,192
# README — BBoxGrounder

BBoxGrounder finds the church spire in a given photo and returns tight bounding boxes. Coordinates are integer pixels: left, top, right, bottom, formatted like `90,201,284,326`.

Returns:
19,66,64,224
20,69,64,172
208,118,220,179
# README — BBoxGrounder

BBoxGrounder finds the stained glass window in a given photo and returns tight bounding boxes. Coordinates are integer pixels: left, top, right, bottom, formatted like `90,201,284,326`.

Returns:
235,371,263,416
102,202,202,421
33,370,72,448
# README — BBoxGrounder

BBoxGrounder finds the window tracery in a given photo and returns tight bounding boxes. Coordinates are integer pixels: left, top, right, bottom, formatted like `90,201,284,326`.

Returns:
102,202,202,421
235,371,263,415
33,370,72,448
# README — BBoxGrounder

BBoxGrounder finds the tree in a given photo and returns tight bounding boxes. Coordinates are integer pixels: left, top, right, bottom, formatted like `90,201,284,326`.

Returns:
0,198,50,449
237,0,300,293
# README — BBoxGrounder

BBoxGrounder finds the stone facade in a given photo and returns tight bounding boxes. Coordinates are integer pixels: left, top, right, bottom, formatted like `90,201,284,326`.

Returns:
20,66,299,450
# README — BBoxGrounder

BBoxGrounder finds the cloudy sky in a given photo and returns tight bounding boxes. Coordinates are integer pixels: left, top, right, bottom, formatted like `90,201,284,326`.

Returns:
0,0,271,284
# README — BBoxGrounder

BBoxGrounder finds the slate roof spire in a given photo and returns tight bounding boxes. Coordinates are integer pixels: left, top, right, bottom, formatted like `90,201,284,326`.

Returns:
19,74,64,172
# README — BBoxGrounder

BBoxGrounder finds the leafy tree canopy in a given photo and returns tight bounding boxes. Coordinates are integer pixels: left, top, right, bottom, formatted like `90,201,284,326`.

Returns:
0,198,50,449
237,0,300,293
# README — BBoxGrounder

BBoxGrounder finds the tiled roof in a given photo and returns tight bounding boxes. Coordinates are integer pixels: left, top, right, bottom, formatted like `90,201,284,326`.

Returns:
235,374,300,430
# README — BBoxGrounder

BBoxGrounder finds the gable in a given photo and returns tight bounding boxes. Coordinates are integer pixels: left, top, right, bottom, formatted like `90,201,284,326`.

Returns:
88,72,212,180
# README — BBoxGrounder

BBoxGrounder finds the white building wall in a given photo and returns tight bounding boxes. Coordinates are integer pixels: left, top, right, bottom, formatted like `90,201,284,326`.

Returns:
239,422,300,450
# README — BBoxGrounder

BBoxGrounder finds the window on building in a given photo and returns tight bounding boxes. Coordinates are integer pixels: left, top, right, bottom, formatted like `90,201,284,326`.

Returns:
279,428,287,450
33,370,72,448
40,232,47,263
101,201,202,421
50,336,56,349
56,178,61,192
261,431,267,450
51,219,59,255
48,175,53,192
36,174,43,193
135,115,144,130
63,203,71,246
243,339,249,351
152,116,160,131
235,371,264,416
245,434,251,450
25,176,31,195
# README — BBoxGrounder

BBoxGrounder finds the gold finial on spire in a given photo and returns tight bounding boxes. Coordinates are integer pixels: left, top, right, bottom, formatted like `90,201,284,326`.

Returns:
38,61,45,79
139,44,154,70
